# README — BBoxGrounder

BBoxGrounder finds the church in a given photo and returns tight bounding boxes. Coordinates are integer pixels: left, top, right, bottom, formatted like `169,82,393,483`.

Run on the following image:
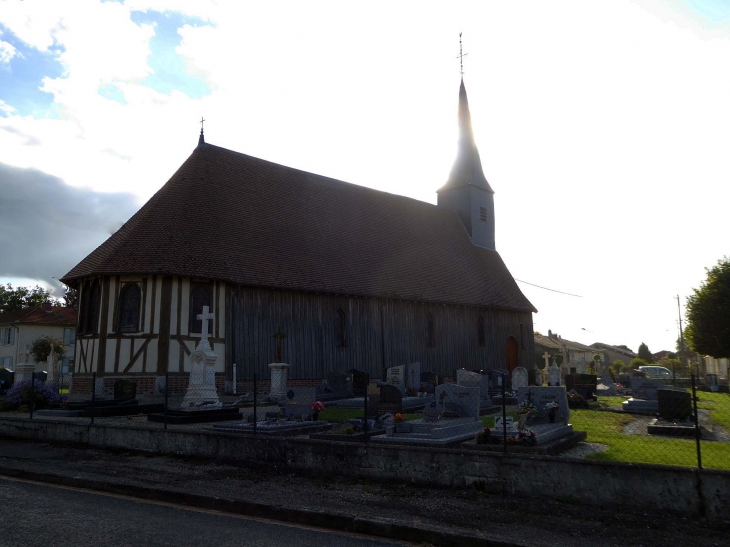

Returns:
61,78,536,396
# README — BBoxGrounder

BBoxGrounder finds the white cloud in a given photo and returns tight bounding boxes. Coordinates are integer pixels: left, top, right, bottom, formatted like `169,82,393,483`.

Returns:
0,39,17,64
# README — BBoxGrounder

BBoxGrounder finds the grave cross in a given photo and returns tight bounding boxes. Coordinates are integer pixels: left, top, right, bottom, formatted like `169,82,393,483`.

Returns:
542,351,551,369
456,32,469,75
197,305,214,346
273,325,287,363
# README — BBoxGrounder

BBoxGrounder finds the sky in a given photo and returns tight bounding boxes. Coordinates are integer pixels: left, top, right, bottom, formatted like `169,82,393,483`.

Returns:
0,0,728,355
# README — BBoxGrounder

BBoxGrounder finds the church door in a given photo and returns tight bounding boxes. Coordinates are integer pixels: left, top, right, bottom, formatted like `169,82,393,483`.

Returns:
505,336,519,374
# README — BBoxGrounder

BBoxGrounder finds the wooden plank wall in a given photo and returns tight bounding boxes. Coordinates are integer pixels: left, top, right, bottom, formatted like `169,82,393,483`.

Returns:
230,287,535,380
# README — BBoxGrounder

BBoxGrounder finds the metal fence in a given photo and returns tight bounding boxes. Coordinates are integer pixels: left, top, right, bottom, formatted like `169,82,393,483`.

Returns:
6,368,729,473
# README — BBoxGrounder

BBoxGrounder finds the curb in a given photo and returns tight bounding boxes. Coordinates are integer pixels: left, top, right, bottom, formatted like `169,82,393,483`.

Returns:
0,465,522,547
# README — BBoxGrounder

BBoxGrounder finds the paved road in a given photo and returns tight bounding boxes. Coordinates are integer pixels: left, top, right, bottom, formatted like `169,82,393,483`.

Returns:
0,477,410,547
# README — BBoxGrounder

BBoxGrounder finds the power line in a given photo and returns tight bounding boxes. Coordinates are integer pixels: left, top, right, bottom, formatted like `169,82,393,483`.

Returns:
514,279,583,298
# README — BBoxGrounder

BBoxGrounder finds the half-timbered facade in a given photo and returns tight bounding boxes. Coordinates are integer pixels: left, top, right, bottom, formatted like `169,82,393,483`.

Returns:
62,79,536,395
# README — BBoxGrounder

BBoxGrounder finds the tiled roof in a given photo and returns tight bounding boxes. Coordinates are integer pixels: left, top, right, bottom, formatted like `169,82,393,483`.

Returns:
0,306,76,326
62,143,535,312
591,342,637,358
534,333,595,352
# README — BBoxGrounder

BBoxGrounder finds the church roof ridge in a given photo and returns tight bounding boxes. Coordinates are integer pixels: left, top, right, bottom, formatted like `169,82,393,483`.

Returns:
62,142,535,312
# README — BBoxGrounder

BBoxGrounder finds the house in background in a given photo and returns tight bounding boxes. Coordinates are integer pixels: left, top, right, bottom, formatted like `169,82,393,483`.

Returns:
0,304,76,374
591,342,637,365
534,330,597,375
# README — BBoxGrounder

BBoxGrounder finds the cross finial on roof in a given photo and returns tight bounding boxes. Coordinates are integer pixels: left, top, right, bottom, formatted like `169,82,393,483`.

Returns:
457,32,468,76
198,116,206,146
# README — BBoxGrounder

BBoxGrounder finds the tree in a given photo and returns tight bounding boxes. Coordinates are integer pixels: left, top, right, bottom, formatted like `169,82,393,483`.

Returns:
637,343,653,363
629,358,648,370
0,283,53,314
62,284,78,309
685,257,730,358
30,336,66,364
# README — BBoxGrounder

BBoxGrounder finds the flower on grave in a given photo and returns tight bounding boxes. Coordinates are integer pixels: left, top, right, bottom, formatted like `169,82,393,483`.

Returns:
311,401,325,412
393,413,406,423
516,401,537,416
517,429,537,445
544,401,559,410
476,427,491,445
567,392,585,403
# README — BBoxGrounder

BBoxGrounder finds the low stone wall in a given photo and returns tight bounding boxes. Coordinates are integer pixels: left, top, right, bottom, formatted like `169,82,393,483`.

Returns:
0,417,726,519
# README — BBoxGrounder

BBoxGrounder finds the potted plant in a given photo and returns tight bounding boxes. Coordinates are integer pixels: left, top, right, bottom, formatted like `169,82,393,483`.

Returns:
311,401,324,421
545,401,559,423
517,429,536,446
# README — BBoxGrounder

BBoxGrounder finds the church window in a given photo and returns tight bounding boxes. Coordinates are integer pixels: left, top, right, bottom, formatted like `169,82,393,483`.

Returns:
117,283,141,333
426,313,435,348
477,315,485,347
79,281,100,335
335,308,347,348
190,285,213,334
479,207,487,222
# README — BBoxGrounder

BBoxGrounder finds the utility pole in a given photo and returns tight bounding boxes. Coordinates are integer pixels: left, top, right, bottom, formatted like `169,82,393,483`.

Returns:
676,294,686,383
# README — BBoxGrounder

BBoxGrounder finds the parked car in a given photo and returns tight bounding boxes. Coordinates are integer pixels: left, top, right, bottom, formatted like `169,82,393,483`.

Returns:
638,366,673,380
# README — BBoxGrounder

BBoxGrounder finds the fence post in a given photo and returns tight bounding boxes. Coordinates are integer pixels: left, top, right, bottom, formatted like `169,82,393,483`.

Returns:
363,373,369,443
30,372,35,420
164,370,169,430
253,372,257,436
691,374,702,470
501,373,507,455
90,372,96,425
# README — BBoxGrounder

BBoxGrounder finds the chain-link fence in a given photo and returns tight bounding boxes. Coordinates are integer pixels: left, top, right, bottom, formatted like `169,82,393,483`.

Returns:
1,368,727,472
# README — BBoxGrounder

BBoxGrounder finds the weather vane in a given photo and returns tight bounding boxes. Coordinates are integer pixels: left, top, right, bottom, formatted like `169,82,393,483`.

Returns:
457,32,468,76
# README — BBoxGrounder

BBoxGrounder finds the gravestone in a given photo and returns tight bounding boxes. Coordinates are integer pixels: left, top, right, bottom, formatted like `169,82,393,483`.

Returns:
378,384,403,414
657,388,692,420
512,367,528,390
405,362,421,394
598,364,616,395
114,379,137,401
623,377,664,413
706,374,719,393
366,383,380,417
0,368,14,394
548,361,561,386
617,373,632,387
316,371,352,400
517,387,570,423
182,306,222,410
420,371,438,394
566,374,597,398
435,383,480,419
455,369,491,405
387,365,405,392
495,415,517,433
284,388,317,421
630,377,664,400
349,369,369,396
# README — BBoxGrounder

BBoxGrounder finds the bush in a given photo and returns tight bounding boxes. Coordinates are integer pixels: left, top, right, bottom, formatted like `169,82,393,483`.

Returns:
30,336,65,365
628,358,648,371
6,379,66,409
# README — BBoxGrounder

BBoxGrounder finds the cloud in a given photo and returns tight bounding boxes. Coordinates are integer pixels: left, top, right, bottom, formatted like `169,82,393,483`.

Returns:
0,162,140,291
0,39,17,64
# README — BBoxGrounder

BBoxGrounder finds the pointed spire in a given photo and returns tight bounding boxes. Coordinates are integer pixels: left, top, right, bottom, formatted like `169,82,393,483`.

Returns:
197,117,206,147
439,79,493,194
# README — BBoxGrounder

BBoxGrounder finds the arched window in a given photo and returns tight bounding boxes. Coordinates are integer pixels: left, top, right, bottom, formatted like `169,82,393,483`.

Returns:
117,283,141,333
426,313,435,348
79,280,100,335
477,315,485,347
335,308,347,348
189,285,212,334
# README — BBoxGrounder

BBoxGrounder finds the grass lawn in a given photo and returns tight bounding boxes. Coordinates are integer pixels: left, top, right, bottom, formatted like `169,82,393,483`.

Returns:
695,391,730,429
570,409,730,470
596,396,627,408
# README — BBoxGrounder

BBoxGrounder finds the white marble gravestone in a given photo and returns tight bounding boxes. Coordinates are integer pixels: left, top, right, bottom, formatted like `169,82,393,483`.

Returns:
405,362,421,393
512,367,528,390
268,363,290,401
387,364,405,392
181,306,222,410
435,383,480,419
548,359,561,386
45,351,56,383
517,386,570,423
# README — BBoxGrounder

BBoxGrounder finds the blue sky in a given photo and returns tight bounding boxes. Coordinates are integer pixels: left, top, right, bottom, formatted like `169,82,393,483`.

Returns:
0,0,729,354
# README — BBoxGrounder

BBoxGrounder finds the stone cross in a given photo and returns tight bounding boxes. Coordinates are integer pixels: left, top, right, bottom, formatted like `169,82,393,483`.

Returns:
542,351,551,369
273,325,287,363
197,306,214,349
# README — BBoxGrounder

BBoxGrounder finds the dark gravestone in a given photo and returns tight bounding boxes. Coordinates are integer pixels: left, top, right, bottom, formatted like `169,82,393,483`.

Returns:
420,372,438,394
114,379,137,401
658,388,692,420
327,371,351,394
35,371,48,383
378,385,403,415
349,369,369,397
566,374,597,398
0,368,14,394
617,373,631,387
